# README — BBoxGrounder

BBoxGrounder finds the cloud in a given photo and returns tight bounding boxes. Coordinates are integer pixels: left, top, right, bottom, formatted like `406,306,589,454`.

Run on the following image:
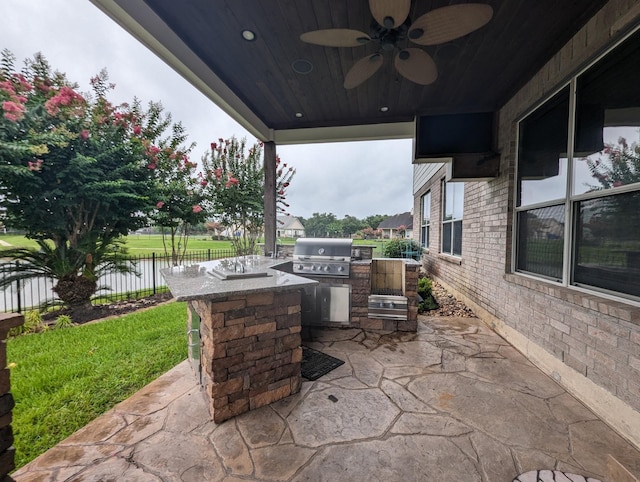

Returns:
278,139,414,218
0,0,415,220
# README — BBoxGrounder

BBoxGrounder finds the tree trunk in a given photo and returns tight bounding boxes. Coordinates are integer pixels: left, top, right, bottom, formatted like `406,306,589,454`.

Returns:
53,275,97,311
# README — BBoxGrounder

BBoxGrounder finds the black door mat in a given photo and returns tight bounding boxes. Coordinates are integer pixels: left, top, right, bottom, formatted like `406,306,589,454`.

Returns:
301,346,345,380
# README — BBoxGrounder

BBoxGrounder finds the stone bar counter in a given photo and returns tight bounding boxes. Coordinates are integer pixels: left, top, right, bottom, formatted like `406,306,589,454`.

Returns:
161,256,317,423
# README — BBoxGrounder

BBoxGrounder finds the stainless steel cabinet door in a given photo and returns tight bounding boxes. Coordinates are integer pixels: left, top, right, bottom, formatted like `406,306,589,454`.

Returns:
318,284,351,324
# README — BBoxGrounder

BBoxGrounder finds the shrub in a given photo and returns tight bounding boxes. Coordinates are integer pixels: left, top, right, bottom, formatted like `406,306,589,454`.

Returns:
9,310,47,337
383,239,422,259
54,315,74,329
417,276,439,312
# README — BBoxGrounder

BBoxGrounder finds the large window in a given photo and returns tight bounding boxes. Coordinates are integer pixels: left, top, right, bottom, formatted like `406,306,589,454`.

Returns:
421,192,431,248
442,181,464,256
516,27,640,299
516,86,570,280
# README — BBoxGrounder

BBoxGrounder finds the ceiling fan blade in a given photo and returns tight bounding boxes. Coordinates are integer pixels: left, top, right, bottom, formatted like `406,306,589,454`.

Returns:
344,53,384,89
394,49,438,85
300,29,370,47
408,4,494,46
369,0,411,29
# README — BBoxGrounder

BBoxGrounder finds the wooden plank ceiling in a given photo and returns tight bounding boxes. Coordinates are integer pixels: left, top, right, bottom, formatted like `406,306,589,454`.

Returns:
141,0,607,134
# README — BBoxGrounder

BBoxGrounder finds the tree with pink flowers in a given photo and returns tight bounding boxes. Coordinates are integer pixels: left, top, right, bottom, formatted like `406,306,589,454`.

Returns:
0,51,192,312
201,137,295,256
148,132,207,266
586,136,640,191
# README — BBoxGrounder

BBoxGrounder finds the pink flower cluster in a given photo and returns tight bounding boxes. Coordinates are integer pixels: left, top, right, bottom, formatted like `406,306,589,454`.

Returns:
145,144,161,169
0,74,33,122
192,205,203,213
44,86,85,116
2,101,26,122
180,154,197,170
225,175,239,188
28,159,43,171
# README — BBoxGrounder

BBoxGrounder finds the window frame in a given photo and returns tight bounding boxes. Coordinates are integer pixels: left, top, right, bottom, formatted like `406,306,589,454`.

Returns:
442,179,464,257
513,24,640,302
420,191,431,249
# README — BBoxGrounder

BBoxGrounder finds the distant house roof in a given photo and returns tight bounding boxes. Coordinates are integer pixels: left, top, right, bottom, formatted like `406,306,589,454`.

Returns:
377,212,413,230
276,216,298,229
277,215,302,229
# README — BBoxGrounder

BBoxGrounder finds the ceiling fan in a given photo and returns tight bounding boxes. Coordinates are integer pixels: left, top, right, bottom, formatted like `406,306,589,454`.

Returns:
300,0,493,89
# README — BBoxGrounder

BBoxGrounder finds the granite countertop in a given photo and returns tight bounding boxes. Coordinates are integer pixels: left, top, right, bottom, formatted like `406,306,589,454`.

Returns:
160,256,318,301
351,258,421,265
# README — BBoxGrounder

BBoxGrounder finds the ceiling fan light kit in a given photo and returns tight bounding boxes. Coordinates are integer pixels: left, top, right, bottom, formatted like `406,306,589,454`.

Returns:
300,1,493,89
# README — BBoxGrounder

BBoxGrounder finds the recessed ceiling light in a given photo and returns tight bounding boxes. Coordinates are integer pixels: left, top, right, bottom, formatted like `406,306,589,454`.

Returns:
291,59,314,75
379,106,389,112
295,112,303,118
241,30,256,41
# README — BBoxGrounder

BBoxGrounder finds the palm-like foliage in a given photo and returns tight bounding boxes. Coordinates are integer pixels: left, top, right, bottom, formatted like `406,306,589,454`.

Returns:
0,239,137,309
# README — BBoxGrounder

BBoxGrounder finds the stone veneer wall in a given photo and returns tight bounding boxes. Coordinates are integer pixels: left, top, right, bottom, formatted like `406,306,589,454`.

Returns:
0,313,23,478
412,0,640,449
188,290,302,423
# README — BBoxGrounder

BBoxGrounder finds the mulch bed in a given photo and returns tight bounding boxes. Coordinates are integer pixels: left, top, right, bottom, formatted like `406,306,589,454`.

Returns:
41,292,173,325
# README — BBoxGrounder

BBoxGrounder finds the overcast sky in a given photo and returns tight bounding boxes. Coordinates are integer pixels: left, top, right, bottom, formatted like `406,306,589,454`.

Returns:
0,0,415,220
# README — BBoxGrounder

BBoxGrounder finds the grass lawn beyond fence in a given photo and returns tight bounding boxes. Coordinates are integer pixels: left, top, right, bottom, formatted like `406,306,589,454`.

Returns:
7,301,187,470
1,234,388,257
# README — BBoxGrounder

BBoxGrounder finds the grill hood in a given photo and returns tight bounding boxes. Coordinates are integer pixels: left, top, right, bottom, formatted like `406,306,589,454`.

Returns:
293,238,353,258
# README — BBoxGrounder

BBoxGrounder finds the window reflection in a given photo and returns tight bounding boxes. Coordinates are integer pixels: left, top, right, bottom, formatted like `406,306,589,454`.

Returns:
574,29,640,195
442,181,464,256
421,192,431,248
517,205,565,280
444,182,464,220
517,87,569,207
574,191,640,297
574,126,640,195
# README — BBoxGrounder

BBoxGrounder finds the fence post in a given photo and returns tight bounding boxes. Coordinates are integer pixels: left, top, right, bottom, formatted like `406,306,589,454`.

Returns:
152,252,156,295
208,248,211,261
15,261,21,314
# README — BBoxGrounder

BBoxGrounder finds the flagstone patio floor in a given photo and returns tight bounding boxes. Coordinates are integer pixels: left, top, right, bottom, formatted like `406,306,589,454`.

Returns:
12,315,640,481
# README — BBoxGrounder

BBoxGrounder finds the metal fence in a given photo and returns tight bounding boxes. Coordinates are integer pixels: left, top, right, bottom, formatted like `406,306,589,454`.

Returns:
1,248,235,314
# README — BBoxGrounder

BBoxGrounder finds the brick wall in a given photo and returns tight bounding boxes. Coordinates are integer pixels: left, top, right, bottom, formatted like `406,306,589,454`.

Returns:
0,313,23,478
413,0,640,448
189,289,302,423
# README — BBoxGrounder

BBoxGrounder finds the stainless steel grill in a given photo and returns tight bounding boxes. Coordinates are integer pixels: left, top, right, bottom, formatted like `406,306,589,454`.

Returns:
293,238,353,278
368,294,408,320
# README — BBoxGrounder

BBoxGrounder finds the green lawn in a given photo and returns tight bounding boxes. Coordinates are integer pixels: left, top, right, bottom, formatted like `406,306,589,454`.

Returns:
0,235,41,250
0,233,234,256
123,234,234,255
7,301,187,470
1,233,388,257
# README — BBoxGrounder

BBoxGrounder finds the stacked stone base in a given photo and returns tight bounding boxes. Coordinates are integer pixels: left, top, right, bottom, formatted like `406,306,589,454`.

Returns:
313,260,419,332
189,290,302,423
0,313,23,479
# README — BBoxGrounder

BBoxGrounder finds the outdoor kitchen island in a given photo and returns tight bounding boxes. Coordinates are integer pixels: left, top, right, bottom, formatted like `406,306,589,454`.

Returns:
161,256,317,423
162,248,420,423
